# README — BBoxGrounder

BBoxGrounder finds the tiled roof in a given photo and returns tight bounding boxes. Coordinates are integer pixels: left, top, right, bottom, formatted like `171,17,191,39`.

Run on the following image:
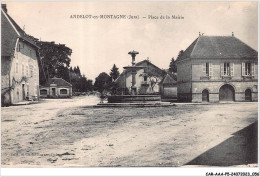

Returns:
1,7,39,56
115,59,164,83
160,74,177,85
178,36,258,60
45,77,72,87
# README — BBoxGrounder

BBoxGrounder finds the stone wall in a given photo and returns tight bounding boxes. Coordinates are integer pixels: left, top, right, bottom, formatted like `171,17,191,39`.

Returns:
9,40,39,103
192,81,258,102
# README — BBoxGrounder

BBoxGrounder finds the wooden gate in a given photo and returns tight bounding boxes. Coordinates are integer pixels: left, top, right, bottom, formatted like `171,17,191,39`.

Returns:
202,89,209,102
219,84,235,101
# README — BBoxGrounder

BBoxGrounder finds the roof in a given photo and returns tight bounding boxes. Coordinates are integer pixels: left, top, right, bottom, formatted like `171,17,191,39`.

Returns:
1,6,39,56
177,36,258,61
44,77,72,87
115,59,164,83
159,74,177,85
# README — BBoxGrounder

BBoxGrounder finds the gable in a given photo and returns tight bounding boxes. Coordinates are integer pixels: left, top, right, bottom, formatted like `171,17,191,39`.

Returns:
47,78,72,87
1,10,19,56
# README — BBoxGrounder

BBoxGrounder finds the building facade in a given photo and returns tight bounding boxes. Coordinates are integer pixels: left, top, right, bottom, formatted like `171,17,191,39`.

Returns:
115,60,165,95
39,77,72,98
159,73,177,100
1,5,40,105
177,35,258,102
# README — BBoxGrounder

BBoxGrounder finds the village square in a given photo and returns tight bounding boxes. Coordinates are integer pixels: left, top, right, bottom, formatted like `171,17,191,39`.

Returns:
1,2,258,168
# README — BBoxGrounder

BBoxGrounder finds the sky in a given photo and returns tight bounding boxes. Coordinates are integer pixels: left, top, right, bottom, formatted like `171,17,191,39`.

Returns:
3,1,258,80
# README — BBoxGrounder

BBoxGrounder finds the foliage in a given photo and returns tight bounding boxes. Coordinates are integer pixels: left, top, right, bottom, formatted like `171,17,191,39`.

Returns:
36,41,72,85
69,67,93,92
33,38,93,93
176,50,184,61
110,64,120,81
169,57,177,74
94,72,112,93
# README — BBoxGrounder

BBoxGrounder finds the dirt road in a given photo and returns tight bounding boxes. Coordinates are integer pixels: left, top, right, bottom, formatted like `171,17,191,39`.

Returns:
1,96,258,167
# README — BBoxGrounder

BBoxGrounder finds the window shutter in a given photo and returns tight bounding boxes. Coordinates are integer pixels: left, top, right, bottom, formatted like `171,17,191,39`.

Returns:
230,63,234,76
242,62,245,76
220,63,224,76
209,63,213,76
251,63,255,76
203,63,206,75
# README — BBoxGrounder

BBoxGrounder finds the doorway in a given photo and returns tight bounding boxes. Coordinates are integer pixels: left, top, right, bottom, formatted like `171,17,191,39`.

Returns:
245,89,252,101
202,89,209,102
52,88,56,97
219,84,235,101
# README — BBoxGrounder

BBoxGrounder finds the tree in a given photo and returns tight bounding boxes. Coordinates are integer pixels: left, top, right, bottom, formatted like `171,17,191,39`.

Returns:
176,50,184,61
36,41,72,85
94,72,112,93
169,57,177,74
109,64,120,81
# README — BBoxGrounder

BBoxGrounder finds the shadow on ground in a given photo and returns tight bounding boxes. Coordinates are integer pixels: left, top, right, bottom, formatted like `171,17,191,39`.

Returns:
186,121,258,166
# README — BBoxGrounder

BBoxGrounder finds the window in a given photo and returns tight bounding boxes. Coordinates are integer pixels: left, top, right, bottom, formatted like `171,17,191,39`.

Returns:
245,63,251,75
26,66,29,76
203,63,212,77
224,63,230,75
40,89,47,95
221,63,234,77
144,76,147,82
206,63,209,76
242,62,255,76
60,89,68,94
29,65,33,77
22,65,24,76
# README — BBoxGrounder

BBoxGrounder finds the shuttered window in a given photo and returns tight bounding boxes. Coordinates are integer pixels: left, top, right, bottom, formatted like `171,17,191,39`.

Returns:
209,63,213,76
221,62,233,76
203,63,212,76
251,63,255,76
242,62,255,76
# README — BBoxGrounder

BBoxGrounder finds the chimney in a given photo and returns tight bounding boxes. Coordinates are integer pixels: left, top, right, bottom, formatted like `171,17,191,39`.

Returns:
2,4,7,13
199,32,201,36
232,32,234,37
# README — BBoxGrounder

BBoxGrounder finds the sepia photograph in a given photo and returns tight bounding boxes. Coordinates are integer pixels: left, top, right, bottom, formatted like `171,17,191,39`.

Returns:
1,0,258,176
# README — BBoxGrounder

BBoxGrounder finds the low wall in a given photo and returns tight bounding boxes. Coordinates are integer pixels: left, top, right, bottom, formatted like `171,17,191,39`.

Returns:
108,95,161,103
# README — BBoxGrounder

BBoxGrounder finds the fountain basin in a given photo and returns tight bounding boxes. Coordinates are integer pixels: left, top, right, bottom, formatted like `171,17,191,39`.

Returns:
107,95,161,103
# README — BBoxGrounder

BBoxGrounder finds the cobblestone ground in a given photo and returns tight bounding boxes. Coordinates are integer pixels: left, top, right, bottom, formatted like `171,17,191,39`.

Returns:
1,96,258,167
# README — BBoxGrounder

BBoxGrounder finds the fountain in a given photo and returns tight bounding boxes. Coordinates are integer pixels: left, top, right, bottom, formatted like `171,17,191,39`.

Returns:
106,50,161,103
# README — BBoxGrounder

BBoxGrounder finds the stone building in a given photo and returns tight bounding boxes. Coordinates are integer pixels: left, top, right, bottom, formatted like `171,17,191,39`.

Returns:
159,73,177,100
1,5,40,105
115,59,165,95
176,34,258,102
39,77,72,98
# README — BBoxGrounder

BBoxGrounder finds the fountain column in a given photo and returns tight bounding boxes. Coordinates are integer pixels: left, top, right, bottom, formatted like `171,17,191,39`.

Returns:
128,50,139,95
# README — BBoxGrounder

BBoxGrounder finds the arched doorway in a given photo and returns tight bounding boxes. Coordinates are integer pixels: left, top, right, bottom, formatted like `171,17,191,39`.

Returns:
219,84,235,101
245,89,252,101
202,89,209,102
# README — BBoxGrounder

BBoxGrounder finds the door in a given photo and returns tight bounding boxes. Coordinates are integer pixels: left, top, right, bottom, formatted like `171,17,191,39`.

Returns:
245,89,252,101
52,88,56,97
22,84,25,100
202,89,209,102
219,84,235,101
